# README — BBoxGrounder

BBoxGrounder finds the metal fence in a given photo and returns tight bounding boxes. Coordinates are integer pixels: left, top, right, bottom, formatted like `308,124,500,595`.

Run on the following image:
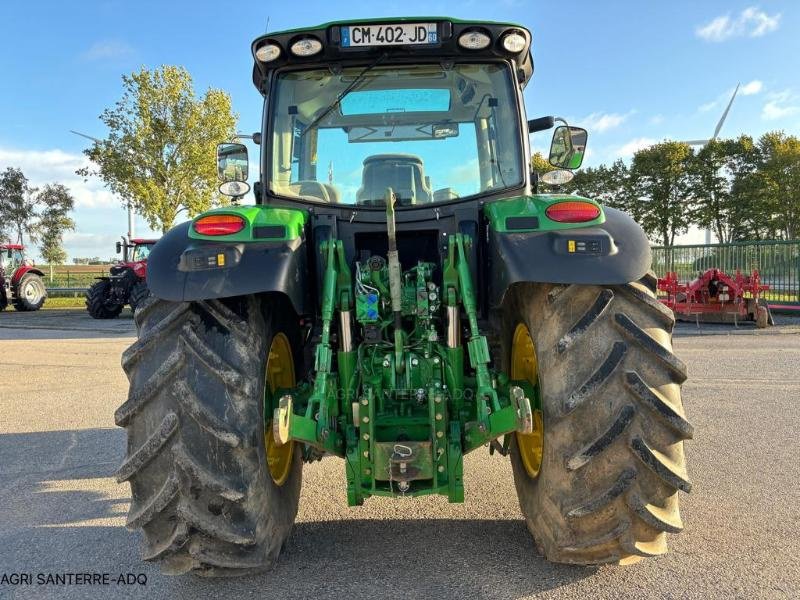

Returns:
651,240,800,308
44,269,107,288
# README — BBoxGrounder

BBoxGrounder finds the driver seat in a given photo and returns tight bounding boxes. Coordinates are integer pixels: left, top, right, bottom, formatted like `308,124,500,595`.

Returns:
356,154,432,206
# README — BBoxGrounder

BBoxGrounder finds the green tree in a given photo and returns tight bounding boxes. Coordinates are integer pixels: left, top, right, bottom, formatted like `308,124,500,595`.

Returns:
0,167,38,244
689,136,766,242
35,184,75,280
531,152,556,176
567,159,632,211
81,65,237,233
629,142,694,247
755,131,800,239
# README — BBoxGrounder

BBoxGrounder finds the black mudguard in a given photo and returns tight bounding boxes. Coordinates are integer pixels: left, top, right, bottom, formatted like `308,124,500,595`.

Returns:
488,207,651,307
146,221,308,313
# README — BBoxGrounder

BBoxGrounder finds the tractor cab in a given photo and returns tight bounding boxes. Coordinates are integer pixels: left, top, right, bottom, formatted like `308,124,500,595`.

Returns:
256,36,530,208
200,18,594,317
129,239,155,263
0,244,26,272
115,237,157,265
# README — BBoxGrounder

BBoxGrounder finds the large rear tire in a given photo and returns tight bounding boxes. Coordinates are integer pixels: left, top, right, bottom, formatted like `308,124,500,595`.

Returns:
501,276,692,565
116,294,303,576
128,280,150,312
12,273,46,311
86,280,123,319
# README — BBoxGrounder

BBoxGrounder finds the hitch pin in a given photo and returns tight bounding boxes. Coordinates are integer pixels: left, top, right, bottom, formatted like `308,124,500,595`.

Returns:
393,444,412,458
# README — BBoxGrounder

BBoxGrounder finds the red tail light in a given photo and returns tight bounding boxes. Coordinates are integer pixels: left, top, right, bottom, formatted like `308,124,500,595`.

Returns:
545,201,601,223
193,214,245,235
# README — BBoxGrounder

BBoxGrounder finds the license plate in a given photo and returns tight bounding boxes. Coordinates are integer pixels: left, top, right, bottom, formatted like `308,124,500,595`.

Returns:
341,23,438,48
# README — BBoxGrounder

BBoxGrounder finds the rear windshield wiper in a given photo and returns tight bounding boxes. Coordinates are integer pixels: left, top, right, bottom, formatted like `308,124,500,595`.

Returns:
301,53,388,137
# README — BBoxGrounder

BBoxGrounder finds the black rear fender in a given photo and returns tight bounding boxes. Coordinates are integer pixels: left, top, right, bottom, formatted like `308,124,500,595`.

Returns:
488,207,651,307
146,222,308,314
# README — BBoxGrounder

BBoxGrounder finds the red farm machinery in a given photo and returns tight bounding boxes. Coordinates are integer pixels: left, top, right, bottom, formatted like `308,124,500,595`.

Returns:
85,237,156,319
658,268,774,328
0,243,47,311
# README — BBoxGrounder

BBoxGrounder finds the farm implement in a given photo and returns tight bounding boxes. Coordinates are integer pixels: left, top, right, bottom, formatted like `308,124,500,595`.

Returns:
658,268,773,328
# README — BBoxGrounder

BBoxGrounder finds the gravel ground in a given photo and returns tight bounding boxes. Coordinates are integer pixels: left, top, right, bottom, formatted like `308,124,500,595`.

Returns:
0,309,798,599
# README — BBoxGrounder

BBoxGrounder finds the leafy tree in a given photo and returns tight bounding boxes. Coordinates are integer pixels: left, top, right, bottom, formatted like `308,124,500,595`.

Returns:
629,142,694,247
0,167,37,244
35,184,75,280
567,159,632,211
80,66,237,233
689,136,767,242
688,139,729,242
531,152,556,176
755,131,800,240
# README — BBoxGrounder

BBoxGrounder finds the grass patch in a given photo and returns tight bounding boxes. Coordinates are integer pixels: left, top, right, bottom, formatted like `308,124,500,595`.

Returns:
43,296,87,309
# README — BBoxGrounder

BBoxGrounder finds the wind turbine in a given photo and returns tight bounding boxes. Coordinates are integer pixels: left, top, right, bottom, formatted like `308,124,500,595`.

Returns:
682,83,740,146
70,130,136,240
679,83,740,243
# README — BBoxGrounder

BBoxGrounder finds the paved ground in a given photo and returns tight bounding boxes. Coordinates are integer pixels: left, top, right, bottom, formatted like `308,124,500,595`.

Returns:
0,309,799,599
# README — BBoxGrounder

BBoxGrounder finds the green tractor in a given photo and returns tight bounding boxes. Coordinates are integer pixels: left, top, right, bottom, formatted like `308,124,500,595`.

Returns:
116,18,691,575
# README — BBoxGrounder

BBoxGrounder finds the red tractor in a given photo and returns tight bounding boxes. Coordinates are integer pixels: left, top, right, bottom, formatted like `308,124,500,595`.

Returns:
85,237,156,319
0,243,47,311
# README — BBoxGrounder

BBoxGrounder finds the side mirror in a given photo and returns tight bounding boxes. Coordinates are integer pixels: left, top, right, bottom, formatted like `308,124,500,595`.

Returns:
548,125,588,169
217,143,249,183
115,241,122,254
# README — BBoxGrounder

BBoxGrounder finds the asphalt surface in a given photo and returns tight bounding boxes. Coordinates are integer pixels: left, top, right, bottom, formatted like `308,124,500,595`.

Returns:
1,308,799,599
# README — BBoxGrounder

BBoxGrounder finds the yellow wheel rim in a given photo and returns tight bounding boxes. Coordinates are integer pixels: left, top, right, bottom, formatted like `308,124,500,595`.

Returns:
265,332,295,486
511,323,544,479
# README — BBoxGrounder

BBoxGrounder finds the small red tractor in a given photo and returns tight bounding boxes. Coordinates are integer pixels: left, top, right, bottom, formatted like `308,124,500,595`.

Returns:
85,237,156,319
0,243,47,312
658,268,773,328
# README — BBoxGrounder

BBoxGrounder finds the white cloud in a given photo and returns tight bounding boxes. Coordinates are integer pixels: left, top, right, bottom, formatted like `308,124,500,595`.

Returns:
743,7,781,37
579,111,632,133
0,146,115,209
0,145,159,261
649,114,664,126
696,15,733,42
699,99,719,113
740,79,763,95
696,7,781,42
698,80,761,114
615,137,657,158
762,90,800,120
81,40,134,61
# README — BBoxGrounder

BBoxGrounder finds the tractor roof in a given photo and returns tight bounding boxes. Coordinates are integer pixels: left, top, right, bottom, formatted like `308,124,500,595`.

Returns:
1,243,24,250
251,17,533,93
130,238,158,245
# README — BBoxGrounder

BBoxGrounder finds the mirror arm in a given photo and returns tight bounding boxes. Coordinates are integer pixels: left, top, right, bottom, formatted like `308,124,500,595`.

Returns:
528,116,555,133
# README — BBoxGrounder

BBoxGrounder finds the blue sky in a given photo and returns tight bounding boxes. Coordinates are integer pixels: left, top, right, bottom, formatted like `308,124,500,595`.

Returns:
1,1,798,259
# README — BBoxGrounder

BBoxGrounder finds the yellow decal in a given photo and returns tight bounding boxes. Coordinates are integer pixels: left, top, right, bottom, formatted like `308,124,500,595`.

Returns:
217,253,226,266
567,240,576,253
